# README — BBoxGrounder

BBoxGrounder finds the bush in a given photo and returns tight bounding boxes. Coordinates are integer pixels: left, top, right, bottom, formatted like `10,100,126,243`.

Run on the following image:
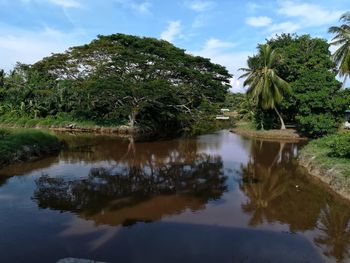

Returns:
296,114,338,138
0,129,10,139
327,133,350,158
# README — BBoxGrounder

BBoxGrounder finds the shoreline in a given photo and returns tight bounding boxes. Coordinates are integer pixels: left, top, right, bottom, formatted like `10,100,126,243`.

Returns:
0,124,142,136
231,123,307,142
298,155,350,201
231,123,350,201
0,129,63,170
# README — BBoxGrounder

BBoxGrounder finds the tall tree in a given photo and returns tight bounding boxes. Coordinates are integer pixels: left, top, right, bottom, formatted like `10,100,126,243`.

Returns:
329,12,350,84
240,44,290,130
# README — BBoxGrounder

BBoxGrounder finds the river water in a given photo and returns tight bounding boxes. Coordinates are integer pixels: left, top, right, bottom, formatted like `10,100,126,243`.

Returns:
0,130,349,263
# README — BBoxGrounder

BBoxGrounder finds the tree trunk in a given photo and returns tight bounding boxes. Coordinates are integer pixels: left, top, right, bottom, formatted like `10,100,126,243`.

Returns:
274,107,286,130
129,112,136,128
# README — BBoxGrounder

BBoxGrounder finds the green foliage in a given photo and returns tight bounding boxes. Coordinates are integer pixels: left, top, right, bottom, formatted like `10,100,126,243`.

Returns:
0,34,231,135
224,92,255,120
240,44,290,129
300,134,350,178
296,114,338,138
329,12,350,81
245,34,349,137
326,133,350,158
0,129,61,167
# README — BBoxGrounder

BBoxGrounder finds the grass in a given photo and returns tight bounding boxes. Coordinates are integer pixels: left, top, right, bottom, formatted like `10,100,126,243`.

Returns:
231,121,303,141
299,133,350,178
233,121,256,131
0,112,125,129
0,128,62,168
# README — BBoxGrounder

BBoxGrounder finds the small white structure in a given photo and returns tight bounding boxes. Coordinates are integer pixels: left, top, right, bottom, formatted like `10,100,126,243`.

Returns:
345,110,350,129
220,108,230,113
345,121,350,130
216,116,230,120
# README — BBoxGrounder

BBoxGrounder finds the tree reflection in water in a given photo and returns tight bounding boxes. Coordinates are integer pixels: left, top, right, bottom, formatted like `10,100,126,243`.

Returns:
239,140,292,226
314,203,350,263
239,138,350,262
33,145,227,226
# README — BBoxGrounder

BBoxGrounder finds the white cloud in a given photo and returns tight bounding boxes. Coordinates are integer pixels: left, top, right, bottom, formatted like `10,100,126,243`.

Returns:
246,16,272,27
49,0,80,8
21,0,81,8
0,27,82,71
115,0,152,14
268,21,300,34
187,0,215,12
192,39,250,93
278,1,343,27
160,21,182,43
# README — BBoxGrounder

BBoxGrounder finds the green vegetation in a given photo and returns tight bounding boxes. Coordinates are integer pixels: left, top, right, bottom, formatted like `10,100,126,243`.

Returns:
329,12,350,83
0,34,231,135
234,33,350,138
0,112,98,128
300,133,350,177
239,44,290,130
0,129,61,168
230,12,350,195
327,133,350,158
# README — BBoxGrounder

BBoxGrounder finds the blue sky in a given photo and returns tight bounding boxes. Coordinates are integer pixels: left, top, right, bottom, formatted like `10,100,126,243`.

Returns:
0,0,348,91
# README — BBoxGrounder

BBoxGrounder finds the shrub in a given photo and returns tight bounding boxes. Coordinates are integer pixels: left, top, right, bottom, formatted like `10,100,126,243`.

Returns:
0,129,10,140
327,133,350,158
296,113,338,138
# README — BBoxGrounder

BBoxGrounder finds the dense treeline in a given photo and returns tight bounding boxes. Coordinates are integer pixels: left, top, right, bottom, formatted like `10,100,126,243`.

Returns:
235,33,350,138
0,33,231,135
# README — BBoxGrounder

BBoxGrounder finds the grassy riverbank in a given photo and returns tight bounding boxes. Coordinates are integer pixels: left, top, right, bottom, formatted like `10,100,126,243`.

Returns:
299,133,350,200
0,129,62,169
0,113,140,135
231,121,306,141
0,112,110,128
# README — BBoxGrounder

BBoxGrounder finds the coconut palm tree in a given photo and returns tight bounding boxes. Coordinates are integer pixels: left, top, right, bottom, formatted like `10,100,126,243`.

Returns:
329,12,350,84
239,44,290,129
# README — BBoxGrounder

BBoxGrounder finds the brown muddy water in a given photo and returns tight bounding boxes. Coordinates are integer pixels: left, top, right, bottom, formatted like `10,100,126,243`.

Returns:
0,130,349,263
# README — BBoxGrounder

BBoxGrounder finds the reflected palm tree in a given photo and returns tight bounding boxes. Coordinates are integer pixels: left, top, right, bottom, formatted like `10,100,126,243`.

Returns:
239,140,303,226
240,162,289,226
314,203,350,263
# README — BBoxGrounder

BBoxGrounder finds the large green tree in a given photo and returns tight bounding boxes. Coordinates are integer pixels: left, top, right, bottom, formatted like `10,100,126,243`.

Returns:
329,12,350,83
1,34,232,134
240,44,290,130
246,34,348,137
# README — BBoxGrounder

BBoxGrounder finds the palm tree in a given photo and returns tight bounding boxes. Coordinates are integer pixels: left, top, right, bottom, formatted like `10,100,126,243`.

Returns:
239,44,290,130
329,12,350,84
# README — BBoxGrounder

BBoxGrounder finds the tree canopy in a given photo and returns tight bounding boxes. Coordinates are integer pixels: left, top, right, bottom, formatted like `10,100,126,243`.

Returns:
0,33,232,134
240,44,290,129
244,34,349,137
329,12,350,83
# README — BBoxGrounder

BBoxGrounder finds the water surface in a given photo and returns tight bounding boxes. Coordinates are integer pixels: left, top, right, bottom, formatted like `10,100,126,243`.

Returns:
0,131,349,263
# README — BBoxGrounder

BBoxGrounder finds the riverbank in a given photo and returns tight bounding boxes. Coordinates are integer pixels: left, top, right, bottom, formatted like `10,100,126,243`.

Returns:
0,114,140,135
0,129,62,169
298,134,350,201
231,122,307,141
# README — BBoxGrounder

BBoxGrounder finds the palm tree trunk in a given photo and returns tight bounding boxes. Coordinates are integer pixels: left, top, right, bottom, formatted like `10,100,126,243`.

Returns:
274,107,286,130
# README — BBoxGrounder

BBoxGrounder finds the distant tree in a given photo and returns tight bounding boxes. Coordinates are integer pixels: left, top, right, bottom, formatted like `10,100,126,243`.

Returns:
0,69,4,88
329,12,350,84
240,44,290,129
0,69,5,100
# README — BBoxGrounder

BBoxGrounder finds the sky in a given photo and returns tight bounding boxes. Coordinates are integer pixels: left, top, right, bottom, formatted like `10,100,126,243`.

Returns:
0,0,348,92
